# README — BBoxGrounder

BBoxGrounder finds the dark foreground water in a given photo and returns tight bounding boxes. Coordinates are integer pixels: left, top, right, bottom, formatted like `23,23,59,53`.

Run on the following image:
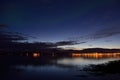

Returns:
0,54,120,80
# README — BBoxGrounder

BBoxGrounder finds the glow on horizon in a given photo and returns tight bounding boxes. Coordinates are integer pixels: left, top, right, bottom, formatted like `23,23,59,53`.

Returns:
58,44,120,50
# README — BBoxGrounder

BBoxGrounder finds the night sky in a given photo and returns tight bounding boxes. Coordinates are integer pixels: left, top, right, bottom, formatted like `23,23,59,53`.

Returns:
0,0,120,49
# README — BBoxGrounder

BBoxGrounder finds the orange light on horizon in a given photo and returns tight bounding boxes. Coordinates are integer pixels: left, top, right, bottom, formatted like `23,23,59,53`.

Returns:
33,53,40,58
72,52,120,59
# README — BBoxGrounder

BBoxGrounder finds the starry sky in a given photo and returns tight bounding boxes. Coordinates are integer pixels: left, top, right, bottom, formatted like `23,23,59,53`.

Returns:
0,0,120,49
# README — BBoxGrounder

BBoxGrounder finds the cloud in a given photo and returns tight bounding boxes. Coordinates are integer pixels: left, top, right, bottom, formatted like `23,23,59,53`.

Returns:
0,32,27,43
0,25,27,43
79,41,87,44
104,40,112,42
55,41,79,46
0,24,81,49
32,41,78,48
92,26,120,40
69,25,120,42
26,40,80,50
32,40,84,48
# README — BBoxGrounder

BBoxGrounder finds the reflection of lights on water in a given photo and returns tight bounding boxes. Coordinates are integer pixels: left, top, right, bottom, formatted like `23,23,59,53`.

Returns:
33,53,40,58
26,53,29,56
72,52,120,59
52,53,55,57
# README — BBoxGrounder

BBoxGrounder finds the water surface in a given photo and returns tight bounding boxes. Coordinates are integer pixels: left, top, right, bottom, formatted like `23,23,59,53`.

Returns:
0,53,120,80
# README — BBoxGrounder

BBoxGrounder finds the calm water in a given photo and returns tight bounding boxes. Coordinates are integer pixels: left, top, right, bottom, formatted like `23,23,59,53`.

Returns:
0,53,120,80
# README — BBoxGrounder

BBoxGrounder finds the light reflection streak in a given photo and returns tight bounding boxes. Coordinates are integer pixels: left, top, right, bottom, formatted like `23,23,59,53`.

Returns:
72,52,120,59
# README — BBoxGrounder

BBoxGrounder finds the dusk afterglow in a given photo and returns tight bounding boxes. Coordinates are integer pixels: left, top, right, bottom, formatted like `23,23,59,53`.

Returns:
1,0,120,80
1,0,120,49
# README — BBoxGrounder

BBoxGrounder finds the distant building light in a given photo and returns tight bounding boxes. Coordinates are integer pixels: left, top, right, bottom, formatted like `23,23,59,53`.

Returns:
33,53,40,58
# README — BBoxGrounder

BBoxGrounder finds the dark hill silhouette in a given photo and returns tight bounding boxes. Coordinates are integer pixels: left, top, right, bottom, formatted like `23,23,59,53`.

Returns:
80,48,120,53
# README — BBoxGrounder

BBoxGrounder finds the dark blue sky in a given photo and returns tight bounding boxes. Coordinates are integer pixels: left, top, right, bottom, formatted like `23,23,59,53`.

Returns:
0,0,120,49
